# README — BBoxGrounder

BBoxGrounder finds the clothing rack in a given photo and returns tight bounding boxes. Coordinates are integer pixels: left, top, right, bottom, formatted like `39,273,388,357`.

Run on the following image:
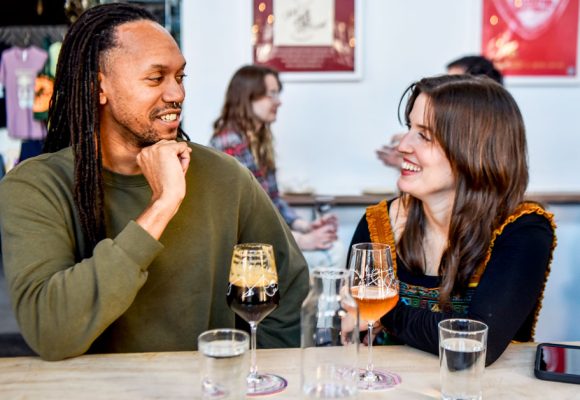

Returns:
0,25,67,48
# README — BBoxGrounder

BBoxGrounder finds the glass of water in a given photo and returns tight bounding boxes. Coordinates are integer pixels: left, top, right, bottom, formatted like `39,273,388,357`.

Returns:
438,319,488,400
313,195,335,220
198,328,249,400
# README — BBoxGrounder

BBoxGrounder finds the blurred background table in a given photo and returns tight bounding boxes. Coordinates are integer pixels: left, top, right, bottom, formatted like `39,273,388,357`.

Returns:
1,342,578,399
282,192,580,207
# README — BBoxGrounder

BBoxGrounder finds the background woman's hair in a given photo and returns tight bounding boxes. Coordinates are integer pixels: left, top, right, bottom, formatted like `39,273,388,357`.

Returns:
397,74,528,304
212,65,282,172
43,3,182,257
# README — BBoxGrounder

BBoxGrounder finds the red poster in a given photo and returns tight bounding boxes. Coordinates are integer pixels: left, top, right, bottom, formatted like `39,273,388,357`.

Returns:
252,0,359,79
482,0,579,78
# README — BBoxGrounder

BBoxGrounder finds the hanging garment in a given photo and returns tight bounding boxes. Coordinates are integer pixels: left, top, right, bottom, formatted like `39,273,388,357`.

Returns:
0,45,47,140
0,41,10,128
33,58,53,121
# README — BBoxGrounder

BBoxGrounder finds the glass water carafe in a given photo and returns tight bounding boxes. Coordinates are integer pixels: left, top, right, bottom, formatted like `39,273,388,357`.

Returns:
301,267,359,398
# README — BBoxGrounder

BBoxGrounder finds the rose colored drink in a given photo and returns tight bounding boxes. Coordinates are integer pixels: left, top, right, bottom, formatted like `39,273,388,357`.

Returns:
351,286,399,322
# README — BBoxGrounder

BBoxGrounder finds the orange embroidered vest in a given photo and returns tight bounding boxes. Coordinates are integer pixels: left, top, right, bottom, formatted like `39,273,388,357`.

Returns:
365,199,556,340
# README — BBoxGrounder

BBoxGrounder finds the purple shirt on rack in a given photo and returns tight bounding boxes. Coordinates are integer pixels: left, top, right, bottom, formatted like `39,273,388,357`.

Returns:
0,46,47,140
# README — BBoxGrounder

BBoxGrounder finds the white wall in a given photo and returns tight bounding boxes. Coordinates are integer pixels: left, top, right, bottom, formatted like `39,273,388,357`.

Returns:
181,0,580,195
535,204,580,341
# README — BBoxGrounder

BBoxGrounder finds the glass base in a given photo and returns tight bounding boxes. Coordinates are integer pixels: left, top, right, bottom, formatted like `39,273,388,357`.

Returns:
246,373,288,396
357,368,401,391
441,392,481,400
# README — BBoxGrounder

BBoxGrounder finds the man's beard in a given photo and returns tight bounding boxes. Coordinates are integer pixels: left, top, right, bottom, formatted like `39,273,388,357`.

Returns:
134,131,159,148
131,126,176,148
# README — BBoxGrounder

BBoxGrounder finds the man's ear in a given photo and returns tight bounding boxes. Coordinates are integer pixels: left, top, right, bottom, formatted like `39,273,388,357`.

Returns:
98,71,107,105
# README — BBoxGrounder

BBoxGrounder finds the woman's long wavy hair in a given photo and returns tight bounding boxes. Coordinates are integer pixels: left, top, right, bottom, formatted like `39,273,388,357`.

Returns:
397,74,528,305
43,3,185,257
212,65,282,172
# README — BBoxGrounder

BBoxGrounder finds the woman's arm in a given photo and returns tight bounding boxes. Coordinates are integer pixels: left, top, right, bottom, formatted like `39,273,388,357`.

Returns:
381,213,554,365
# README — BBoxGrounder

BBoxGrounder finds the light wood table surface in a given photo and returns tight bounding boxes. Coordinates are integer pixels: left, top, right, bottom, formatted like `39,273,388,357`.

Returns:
0,342,578,399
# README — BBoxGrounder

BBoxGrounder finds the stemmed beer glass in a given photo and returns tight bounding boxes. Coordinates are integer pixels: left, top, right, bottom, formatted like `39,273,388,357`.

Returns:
349,242,400,390
226,243,287,396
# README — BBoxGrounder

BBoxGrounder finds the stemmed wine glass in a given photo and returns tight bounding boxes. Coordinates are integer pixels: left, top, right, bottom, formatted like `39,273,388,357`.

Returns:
349,242,400,391
226,243,287,396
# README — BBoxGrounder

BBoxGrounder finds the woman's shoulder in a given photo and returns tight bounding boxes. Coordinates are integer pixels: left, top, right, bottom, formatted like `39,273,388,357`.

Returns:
186,141,256,185
482,203,556,267
496,202,555,237
366,197,400,215
363,197,403,247
209,130,246,149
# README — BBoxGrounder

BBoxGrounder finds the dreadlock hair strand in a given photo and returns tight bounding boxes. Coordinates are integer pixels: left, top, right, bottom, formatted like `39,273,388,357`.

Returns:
44,3,156,257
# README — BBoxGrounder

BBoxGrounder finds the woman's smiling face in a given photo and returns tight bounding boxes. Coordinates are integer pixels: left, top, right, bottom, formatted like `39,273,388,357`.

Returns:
396,93,455,202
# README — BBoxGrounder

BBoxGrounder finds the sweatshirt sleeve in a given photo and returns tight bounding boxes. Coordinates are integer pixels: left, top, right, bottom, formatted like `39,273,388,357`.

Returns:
381,213,554,366
0,170,163,361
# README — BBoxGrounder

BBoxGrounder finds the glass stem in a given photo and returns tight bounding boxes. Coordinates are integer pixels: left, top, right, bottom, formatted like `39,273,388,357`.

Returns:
249,321,258,378
366,322,374,374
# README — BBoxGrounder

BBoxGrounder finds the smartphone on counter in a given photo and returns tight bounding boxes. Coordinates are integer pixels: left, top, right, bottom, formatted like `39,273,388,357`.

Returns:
534,342,580,385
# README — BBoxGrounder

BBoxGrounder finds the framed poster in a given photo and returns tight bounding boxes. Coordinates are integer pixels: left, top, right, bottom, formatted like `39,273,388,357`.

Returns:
252,0,362,81
482,0,580,84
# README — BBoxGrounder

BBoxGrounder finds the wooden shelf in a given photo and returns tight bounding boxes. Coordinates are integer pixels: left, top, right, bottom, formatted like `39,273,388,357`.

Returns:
283,192,580,206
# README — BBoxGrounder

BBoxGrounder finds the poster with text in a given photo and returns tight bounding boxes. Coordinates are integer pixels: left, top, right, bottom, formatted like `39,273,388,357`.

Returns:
252,0,361,81
482,0,579,82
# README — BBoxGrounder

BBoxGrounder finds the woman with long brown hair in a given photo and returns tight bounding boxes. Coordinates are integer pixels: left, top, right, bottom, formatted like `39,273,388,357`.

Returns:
211,65,342,269
350,74,556,365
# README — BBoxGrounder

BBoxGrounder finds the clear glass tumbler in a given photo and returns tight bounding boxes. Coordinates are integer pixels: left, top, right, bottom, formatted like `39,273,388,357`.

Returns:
439,319,488,400
198,328,249,400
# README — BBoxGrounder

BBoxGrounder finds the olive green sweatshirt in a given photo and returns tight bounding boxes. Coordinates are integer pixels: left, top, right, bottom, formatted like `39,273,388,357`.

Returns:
0,143,309,361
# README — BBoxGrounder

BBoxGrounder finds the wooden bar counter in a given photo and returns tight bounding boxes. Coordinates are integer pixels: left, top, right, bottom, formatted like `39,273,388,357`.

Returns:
1,342,578,399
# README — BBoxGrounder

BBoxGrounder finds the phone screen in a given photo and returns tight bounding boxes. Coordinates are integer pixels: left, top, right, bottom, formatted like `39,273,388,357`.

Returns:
537,344,580,376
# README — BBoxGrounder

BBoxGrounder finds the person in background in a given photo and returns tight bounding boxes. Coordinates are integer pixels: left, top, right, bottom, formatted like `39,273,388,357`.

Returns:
350,74,555,365
377,54,503,168
210,65,343,270
445,54,503,85
0,4,308,361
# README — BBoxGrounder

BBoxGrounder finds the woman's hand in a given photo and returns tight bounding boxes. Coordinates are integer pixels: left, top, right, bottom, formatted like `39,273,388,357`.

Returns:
341,315,385,346
312,213,338,230
293,224,338,251
361,321,386,346
376,132,405,169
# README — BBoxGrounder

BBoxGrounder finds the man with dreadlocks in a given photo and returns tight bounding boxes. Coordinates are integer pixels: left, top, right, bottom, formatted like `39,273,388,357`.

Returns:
0,3,308,361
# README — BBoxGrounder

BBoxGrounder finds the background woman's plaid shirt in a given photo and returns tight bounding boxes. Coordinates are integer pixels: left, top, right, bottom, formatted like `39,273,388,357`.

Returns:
210,130,298,226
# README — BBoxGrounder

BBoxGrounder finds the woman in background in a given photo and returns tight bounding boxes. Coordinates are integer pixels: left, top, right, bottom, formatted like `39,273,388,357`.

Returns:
351,74,556,365
211,65,343,269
